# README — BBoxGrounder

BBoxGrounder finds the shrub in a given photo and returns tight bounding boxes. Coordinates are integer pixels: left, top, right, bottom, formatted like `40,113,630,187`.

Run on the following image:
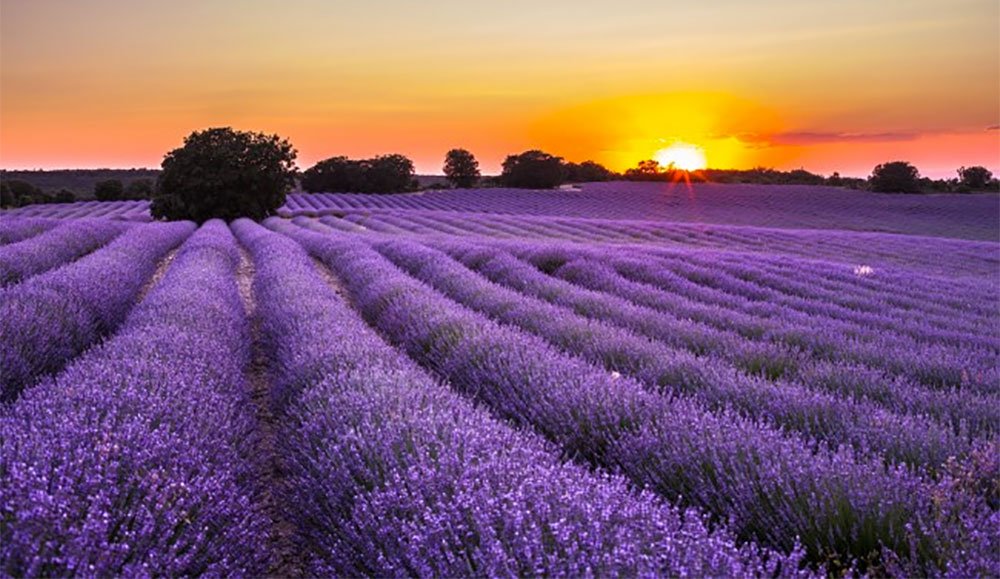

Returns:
94,179,124,201
151,127,297,222
501,150,565,189
869,161,921,193
443,148,480,188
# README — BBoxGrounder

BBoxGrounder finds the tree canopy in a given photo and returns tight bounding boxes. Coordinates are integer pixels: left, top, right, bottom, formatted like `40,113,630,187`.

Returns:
501,150,565,189
869,161,921,193
151,127,297,222
302,154,416,194
443,148,481,188
958,166,994,190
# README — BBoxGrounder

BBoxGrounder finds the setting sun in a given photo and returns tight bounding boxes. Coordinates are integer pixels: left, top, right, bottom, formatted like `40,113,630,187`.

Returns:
654,142,708,171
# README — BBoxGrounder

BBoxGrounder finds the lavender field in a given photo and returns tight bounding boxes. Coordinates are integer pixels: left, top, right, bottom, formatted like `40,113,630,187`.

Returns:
1,183,998,577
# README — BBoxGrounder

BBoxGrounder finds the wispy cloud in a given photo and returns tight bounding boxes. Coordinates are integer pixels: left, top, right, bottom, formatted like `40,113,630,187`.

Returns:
987,125,1000,131
768,131,919,145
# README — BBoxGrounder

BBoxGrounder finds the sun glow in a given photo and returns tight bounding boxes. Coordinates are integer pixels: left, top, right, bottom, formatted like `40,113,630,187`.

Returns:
653,142,708,171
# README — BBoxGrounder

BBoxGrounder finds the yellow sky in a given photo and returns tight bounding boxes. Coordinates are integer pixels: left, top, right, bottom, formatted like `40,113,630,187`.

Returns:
1,0,998,177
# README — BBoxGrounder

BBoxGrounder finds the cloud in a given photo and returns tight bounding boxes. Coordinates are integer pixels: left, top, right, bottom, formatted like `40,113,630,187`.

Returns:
987,125,1000,131
767,131,919,145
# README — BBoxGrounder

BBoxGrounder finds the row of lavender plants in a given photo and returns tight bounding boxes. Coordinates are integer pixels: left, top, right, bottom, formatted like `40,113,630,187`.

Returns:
0,219,133,286
346,209,998,279
438,233,997,396
233,218,786,576
4,200,152,222
427,237,998,440
0,221,193,401
280,183,999,242
1,221,266,575
0,217,58,245
348,227,976,470
269,219,997,575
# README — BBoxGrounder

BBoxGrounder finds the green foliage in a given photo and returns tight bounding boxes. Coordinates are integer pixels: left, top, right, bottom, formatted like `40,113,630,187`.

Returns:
94,179,124,201
869,161,922,193
301,154,415,194
957,166,993,190
124,178,154,200
443,148,481,188
151,127,297,223
501,150,566,189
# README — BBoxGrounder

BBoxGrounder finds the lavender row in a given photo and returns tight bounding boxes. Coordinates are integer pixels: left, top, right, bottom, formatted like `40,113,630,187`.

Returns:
281,182,999,242
531,251,1000,435
711,249,998,321
0,219,132,287
271,219,996,574
0,217,58,245
233,219,784,577
4,200,152,222
352,206,998,278
364,232,970,470
0,221,194,402
0,221,266,575
486,237,996,393
639,247,997,350
422,236,997,441
601,252,997,393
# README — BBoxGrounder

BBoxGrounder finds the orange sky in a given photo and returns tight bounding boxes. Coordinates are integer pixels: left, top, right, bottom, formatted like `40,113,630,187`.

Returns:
2,0,998,178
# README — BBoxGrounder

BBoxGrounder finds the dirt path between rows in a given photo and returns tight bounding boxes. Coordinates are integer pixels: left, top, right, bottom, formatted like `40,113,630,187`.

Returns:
235,247,303,577
135,246,180,302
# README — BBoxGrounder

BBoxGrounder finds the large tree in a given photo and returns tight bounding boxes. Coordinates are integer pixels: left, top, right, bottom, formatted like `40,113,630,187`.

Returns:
869,161,921,193
151,127,297,222
501,150,565,189
958,166,993,190
443,148,480,188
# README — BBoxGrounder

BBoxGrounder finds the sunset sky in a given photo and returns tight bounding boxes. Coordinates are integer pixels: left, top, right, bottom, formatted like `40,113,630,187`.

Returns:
2,0,998,177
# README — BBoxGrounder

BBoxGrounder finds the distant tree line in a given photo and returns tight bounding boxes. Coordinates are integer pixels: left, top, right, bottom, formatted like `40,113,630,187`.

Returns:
617,158,999,193
5,128,997,217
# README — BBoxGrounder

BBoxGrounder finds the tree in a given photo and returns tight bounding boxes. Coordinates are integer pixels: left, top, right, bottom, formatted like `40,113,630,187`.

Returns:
501,150,565,189
302,154,415,193
94,179,124,201
124,178,154,200
564,160,614,182
869,161,921,193
958,166,993,190
443,148,480,188
151,127,297,222
301,156,368,193
623,159,665,181
366,154,416,193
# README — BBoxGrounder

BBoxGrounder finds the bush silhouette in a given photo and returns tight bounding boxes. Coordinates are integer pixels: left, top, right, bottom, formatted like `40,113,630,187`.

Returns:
958,166,993,190
501,150,565,189
869,161,921,193
94,179,124,201
151,127,297,222
302,154,415,193
443,148,480,188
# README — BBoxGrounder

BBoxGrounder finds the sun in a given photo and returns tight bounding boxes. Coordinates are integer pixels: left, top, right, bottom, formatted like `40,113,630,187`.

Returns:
653,142,707,171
